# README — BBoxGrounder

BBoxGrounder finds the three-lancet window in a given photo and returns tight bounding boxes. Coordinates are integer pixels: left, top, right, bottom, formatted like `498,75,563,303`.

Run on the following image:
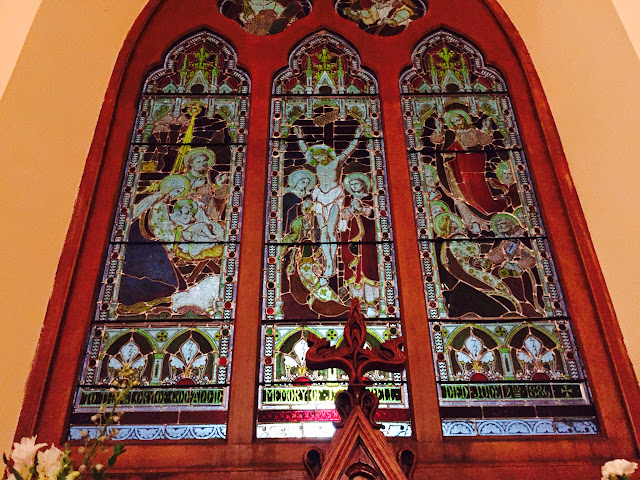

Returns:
70,27,595,441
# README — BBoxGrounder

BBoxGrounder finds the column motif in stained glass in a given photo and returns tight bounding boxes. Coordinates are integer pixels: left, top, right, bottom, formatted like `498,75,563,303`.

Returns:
218,0,312,36
69,31,249,441
259,31,409,439
400,30,596,437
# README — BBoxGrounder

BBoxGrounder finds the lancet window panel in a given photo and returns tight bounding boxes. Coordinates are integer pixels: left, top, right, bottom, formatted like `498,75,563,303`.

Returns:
260,31,408,439
69,31,250,441
264,32,398,323
401,30,596,437
257,322,410,439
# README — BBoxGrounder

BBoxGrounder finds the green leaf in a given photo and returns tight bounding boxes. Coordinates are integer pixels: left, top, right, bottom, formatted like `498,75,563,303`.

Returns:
29,451,40,479
92,467,106,480
107,443,126,467
3,453,9,465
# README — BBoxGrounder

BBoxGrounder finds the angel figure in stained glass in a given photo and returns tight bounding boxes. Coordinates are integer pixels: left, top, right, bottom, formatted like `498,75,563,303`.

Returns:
293,124,364,281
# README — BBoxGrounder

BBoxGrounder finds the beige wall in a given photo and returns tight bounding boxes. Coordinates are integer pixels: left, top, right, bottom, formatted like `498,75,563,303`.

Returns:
0,0,42,100
0,0,638,452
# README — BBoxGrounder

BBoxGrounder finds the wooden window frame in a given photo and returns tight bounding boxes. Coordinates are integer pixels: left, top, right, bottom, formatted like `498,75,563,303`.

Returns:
16,0,640,476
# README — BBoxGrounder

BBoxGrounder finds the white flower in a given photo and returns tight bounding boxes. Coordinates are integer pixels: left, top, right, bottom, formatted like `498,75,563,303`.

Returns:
9,436,47,477
36,445,65,480
601,459,638,479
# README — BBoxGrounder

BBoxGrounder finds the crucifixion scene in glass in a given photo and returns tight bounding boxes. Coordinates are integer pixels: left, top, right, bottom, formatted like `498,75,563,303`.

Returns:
258,31,410,438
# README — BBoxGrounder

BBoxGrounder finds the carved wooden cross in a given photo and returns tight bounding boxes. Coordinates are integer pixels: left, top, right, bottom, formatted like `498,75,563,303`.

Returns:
305,299,406,428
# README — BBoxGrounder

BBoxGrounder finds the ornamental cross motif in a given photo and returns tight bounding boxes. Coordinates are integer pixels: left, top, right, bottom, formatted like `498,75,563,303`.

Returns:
314,48,337,81
194,46,211,70
305,299,406,428
437,47,454,70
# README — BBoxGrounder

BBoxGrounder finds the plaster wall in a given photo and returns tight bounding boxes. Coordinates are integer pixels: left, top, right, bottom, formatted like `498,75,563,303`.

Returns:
0,0,42,100
0,0,638,453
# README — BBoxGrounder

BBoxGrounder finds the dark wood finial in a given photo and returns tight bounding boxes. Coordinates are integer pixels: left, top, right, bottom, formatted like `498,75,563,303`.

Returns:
305,299,405,428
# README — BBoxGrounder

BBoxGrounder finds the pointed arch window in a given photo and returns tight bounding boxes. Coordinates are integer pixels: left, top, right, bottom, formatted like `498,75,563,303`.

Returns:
258,31,410,439
68,31,250,441
400,31,596,437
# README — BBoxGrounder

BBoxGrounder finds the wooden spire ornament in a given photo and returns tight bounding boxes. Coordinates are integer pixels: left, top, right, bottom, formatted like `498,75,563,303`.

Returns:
304,299,412,480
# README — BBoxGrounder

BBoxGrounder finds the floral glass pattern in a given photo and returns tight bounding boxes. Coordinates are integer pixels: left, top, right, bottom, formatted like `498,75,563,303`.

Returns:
69,31,250,441
400,31,596,436
259,31,409,438
334,0,426,36
219,0,312,36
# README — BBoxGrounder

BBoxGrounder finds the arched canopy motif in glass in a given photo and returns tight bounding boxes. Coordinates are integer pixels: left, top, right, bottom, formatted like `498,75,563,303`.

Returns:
258,31,409,438
400,30,596,437
68,31,250,441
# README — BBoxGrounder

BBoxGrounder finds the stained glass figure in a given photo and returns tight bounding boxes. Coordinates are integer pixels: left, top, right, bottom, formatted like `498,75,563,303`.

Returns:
218,0,312,36
69,31,249,440
401,31,596,436
259,31,409,438
334,0,426,36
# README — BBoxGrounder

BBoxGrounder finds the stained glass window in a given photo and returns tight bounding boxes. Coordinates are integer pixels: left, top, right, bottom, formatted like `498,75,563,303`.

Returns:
400,31,597,436
68,31,250,441
258,31,409,438
219,0,312,36
334,0,426,36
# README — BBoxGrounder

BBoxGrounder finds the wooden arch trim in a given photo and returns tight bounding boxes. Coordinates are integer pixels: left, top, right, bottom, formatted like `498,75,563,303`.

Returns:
14,0,640,477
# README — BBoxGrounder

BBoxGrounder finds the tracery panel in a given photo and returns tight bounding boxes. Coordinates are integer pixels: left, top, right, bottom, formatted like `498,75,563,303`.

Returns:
258,31,409,438
218,0,313,36
400,31,596,436
69,31,250,440
334,0,427,36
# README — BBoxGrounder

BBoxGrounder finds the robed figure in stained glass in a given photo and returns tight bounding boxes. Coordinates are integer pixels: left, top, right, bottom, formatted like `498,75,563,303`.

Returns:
72,31,249,441
434,212,544,318
293,124,364,279
430,108,508,235
119,147,229,317
263,32,399,323
341,172,380,310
